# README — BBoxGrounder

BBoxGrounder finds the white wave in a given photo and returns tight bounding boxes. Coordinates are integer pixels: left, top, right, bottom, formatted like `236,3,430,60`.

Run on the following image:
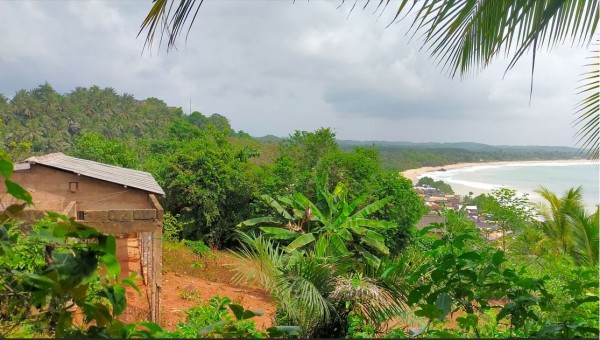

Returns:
417,161,598,181
441,178,502,191
502,161,598,168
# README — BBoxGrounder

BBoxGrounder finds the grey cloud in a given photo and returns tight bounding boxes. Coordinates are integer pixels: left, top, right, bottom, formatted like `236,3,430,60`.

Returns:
0,0,589,146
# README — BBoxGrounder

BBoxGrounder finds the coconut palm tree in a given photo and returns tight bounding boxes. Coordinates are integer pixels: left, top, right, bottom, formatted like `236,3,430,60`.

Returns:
535,186,584,253
230,232,408,337
567,206,599,266
535,186,598,266
139,0,599,157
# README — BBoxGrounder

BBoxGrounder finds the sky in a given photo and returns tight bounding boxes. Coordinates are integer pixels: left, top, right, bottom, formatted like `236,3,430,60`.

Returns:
0,0,592,146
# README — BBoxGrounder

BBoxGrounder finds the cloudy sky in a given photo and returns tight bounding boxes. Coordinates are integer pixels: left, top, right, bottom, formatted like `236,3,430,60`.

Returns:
0,1,592,146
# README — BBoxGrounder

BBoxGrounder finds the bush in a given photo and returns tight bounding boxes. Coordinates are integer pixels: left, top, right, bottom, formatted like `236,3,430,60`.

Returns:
162,212,189,242
182,239,212,257
416,176,454,194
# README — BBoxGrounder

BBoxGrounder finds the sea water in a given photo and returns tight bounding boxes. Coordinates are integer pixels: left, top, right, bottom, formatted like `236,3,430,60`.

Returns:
420,162,599,212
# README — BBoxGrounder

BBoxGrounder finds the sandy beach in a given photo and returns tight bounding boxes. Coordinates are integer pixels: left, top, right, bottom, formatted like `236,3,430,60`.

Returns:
401,159,596,185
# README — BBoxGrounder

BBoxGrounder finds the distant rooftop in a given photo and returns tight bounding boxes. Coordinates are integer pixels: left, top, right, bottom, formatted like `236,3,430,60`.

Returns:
19,153,165,196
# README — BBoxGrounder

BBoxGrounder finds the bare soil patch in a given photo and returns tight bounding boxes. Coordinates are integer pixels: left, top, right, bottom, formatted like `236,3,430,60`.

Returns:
120,242,276,331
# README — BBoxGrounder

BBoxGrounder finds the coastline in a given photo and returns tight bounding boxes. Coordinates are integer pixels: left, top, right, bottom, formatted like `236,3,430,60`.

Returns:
401,159,596,185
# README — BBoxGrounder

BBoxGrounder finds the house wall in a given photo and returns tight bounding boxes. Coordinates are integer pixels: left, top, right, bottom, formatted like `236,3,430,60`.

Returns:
0,164,163,324
1,164,152,211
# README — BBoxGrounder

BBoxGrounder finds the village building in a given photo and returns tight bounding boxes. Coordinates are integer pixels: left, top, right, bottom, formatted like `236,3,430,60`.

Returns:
415,213,445,236
414,184,503,240
0,153,164,323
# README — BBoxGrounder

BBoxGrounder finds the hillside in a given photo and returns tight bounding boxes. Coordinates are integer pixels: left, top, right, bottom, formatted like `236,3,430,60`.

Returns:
1,83,584,172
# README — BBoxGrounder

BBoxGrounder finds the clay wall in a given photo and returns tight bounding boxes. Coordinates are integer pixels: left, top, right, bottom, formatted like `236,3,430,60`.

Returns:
0,164,164,323
1,165,152,211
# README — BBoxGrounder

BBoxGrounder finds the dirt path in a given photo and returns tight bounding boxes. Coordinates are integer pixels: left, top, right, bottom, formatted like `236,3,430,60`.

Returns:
159,272,276,330
123,270,276,331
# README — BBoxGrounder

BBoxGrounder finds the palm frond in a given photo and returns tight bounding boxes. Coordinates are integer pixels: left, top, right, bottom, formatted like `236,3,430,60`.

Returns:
535,186,588,255
568,206,599,265
277,253,338,337
364,0,599,78
573,41,599,159
352,195,392,219
261,194,294,220
285,232,316,252
330,273,404,328
138,0,204,52
229,231,285,292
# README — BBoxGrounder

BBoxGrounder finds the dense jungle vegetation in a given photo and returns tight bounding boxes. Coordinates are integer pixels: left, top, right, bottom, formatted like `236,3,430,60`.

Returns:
1,83,582,170
0,84,597,338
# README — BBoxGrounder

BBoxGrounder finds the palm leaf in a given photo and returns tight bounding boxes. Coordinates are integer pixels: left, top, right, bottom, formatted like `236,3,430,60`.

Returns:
138,0,205,52
568,207,599,265
293,193,325,222
357,246,382,268
361,232,390,255
259,227,300,240
573,41,599,159
261,194,293,220
278,253,336,336
332,193,369,226
278,196,306,211
230,232,285,292
337,228,353,241
285,233,316,252
237,216,284,228
353,196,392,219
331,273,404,327
339,218,397,230
329,233,349,255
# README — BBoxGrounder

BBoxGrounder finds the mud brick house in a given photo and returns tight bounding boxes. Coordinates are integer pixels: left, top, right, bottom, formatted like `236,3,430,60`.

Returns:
0,153,165,323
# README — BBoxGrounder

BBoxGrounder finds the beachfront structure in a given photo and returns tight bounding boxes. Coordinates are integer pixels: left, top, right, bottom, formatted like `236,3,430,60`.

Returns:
0,153,164,323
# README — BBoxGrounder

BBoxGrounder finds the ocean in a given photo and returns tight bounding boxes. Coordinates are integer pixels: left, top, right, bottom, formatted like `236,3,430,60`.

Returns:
419,161,599,212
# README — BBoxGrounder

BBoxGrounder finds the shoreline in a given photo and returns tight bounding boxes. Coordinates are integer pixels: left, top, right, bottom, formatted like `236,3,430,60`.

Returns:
401,159,596,185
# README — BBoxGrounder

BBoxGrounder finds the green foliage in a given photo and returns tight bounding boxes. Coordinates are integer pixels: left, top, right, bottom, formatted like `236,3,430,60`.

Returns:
1,84,183,155
346,311,376,338
231,232,407,338
182,239,212,258
358,143,583,172
173,296,300,338
536,186,599,265
372,171,427,253
389,208,599,338
0,212,143,337
186,111,232,133
477,188,533,249
239,175,396,268
161,212,189,242
71,132,139,168
5,141,32,162
416,176,455,194
148,122,256,248
282,128,339,173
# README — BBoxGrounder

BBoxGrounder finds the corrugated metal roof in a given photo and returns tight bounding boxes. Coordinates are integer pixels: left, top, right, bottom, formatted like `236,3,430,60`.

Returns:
21,153,165,195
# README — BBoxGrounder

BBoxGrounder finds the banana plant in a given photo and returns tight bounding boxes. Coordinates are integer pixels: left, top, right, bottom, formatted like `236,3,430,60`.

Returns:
238,179,396,268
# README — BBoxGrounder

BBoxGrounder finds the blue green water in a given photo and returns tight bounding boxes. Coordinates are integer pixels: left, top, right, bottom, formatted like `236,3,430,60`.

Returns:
422,162,599,212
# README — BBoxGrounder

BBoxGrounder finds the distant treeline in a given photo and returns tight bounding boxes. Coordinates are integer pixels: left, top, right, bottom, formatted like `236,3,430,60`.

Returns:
338,141,584,171
1,83,584,171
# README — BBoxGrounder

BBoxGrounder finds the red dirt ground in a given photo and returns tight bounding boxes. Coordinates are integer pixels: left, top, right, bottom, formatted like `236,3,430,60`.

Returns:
158,271,276,330
120,245,277,331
